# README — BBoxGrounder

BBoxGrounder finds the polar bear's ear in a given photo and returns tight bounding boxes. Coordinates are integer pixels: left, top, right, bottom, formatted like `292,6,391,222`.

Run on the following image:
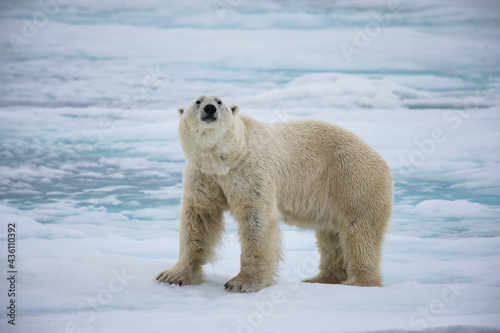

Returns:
177,107,185,117
230,104,239,115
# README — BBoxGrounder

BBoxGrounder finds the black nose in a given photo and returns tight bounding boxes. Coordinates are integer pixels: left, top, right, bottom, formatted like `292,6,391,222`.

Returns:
204,104,217,116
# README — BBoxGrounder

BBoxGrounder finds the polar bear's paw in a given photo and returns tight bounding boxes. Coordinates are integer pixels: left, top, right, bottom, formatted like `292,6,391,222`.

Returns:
341,274,382,287
303,274,343,285
224,272,274,293
155,267,202,286
303,269,347,285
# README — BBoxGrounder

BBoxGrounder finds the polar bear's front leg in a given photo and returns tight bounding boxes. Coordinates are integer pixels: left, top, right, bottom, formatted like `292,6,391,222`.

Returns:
225,206,282,293
156,199,225,286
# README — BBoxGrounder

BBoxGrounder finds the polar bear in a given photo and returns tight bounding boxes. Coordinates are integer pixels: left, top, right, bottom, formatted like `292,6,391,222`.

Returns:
156,95,393,292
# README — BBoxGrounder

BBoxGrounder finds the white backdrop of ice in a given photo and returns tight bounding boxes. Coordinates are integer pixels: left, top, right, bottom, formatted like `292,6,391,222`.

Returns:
1,0,500,332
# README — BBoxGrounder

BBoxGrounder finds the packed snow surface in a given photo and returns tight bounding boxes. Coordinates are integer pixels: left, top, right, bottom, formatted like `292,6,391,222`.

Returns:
1,1,500,332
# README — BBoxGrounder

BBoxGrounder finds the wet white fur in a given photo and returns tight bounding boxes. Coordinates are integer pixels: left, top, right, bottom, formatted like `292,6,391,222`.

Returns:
156,95,393,292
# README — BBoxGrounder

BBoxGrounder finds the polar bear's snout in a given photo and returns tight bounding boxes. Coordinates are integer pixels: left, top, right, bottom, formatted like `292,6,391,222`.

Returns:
202,104,218,123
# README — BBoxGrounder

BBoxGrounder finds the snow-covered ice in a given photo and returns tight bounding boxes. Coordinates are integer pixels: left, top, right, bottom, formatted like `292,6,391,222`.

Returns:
1,0,500,332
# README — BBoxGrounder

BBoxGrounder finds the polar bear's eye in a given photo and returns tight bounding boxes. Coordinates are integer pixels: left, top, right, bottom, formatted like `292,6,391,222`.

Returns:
196,100,201,105
217,101,222,105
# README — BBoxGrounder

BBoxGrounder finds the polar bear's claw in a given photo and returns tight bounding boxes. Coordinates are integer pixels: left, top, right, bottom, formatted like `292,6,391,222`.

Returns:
224,274,274,293
155,268,199,286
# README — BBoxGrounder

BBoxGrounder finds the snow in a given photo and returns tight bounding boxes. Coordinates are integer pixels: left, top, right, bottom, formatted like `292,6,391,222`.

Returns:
1,0,500,332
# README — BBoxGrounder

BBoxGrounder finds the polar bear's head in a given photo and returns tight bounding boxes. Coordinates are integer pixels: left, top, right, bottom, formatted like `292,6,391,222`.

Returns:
177,95,242,159
178,95,239,127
